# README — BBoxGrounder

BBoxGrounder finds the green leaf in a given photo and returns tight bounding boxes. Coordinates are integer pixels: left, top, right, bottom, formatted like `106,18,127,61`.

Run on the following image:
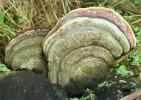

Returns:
116,64,133,77
134,0,141,5
0,15,5,24
72,98,79,100
0,64,10,72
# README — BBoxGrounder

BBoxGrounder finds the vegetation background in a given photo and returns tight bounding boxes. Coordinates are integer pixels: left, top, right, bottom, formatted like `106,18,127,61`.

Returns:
0,0,141,99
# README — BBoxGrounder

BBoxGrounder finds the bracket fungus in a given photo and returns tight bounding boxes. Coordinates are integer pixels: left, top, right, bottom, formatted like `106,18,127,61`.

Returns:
5,29,48,74
4,7,137,96
43,7,136,94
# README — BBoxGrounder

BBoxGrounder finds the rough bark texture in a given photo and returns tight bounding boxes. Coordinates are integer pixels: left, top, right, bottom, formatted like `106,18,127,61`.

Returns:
0,71,66,100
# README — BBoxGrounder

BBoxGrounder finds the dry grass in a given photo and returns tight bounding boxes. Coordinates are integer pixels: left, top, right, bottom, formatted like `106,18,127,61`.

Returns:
0,0,81,62
0,0,140,40
0,0,80,28
0,0,140,47
81,0,141,26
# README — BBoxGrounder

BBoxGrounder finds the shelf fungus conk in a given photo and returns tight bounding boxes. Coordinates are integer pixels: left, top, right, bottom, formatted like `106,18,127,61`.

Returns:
43,7,136,94
5,29,48,74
